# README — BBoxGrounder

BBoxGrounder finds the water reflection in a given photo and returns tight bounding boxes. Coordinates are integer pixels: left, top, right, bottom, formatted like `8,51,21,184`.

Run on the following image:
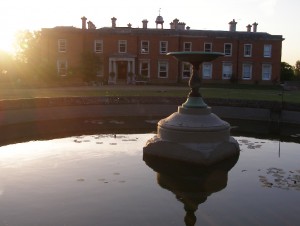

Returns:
0,133,299,225
143,153,239,226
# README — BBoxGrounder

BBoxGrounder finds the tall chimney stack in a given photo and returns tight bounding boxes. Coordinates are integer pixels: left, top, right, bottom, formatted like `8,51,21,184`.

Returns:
81,16,87,30
246,24,252,32
111,17,117,28
252,22,258,32
142,19,148,29
229,19,237,32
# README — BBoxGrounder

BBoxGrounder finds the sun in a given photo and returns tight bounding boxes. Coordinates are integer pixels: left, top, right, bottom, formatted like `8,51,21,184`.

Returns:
0,32,17,54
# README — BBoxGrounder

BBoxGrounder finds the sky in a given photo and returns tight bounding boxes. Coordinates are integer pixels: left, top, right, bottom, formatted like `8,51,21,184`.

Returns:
1,0,299,65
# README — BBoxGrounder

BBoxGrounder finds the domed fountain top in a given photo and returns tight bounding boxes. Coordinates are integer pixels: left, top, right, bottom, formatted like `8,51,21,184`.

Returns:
167,51,224,106
167,51,224,64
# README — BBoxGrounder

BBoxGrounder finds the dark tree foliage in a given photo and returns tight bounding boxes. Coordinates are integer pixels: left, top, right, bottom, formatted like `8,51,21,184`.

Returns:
280,62,294,81
15,30,41,64
295,60,300,79
81,52,102,82
14,30,56,82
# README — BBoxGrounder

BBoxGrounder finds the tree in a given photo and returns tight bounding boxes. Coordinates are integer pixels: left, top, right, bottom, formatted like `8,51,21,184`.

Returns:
0,50,13,74
81,52,102,82
280,62,294,82
14,30,56,83
295,60,300,79
15,30,41,64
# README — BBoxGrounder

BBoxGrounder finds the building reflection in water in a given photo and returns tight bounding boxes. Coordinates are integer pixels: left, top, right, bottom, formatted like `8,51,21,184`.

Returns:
143,153,239,226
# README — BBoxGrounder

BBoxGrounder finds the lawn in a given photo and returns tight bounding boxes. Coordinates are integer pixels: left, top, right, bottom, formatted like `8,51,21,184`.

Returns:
0,84,299,104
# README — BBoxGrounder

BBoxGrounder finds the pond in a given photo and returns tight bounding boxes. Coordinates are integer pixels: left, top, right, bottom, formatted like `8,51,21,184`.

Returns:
0,130,299,226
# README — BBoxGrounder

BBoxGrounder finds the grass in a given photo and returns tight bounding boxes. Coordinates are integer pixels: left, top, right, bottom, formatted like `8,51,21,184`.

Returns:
0,84,299,104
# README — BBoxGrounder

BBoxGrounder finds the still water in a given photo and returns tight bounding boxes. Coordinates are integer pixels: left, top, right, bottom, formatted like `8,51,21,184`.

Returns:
0,133,299,226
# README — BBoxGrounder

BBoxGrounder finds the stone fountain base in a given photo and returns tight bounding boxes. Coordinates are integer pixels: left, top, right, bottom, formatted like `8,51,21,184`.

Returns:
143,98,240,165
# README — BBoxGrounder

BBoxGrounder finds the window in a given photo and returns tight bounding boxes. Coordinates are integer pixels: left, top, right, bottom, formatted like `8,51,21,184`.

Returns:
262,64,272,80
242,63,252,80
202,63,212,79
183,42,192,52
141,41,149,54
244,44,252,57
224,43,232,56
182,62,191,78
222,62,232,79
264,44,272,57
160,41,168,54
158,61,168,78
57,60,68,76
58,39,66,52
204,43,212,52
140,61,150,77
94,40,103,53
119,40,127,53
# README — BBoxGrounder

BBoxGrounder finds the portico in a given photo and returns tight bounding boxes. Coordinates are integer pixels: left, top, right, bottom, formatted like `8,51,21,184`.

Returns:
109,54,136,84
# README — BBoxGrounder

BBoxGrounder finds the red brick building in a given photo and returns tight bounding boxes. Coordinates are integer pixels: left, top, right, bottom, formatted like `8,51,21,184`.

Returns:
40,15,284,85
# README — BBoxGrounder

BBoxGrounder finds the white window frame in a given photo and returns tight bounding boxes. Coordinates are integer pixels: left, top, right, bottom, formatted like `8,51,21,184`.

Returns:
224,43,232,56
57,59,68,76
244,44,252,57
158,61,168,78
242,63,252,80
119,40,127,53
160,41,168,54
58,39,67,52
139,60,150,77
222,62,232,79
263,44,272,58
141,40,149,54
94,40,103,53
182,62,191,78
204,43,212,52
202,63,212,79
262,64,272,80
183,42,192,52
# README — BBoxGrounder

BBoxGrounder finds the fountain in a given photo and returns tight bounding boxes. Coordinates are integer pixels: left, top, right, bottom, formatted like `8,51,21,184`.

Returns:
143,52,240,165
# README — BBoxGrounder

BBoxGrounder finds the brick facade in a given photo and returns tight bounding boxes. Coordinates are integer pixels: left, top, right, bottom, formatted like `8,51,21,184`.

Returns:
40,17,284,85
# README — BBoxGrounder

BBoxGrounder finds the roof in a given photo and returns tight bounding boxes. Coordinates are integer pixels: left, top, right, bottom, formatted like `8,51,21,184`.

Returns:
42,26,284,41
97,27,284,41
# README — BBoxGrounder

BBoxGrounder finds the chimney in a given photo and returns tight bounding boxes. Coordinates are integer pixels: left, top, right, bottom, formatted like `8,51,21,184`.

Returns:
173,18,179,29
142,19,148,29
87,21,96,29
81,16,87,30
252,22,258,32
111,17,117,28
229,19,237,32
246,24,252,32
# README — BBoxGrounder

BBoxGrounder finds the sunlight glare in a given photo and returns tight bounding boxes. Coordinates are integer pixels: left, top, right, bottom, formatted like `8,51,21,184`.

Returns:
0,31,16,54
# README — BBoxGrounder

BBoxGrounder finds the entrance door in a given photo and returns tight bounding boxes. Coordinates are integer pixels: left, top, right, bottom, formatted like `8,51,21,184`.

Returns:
117,61,128,80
